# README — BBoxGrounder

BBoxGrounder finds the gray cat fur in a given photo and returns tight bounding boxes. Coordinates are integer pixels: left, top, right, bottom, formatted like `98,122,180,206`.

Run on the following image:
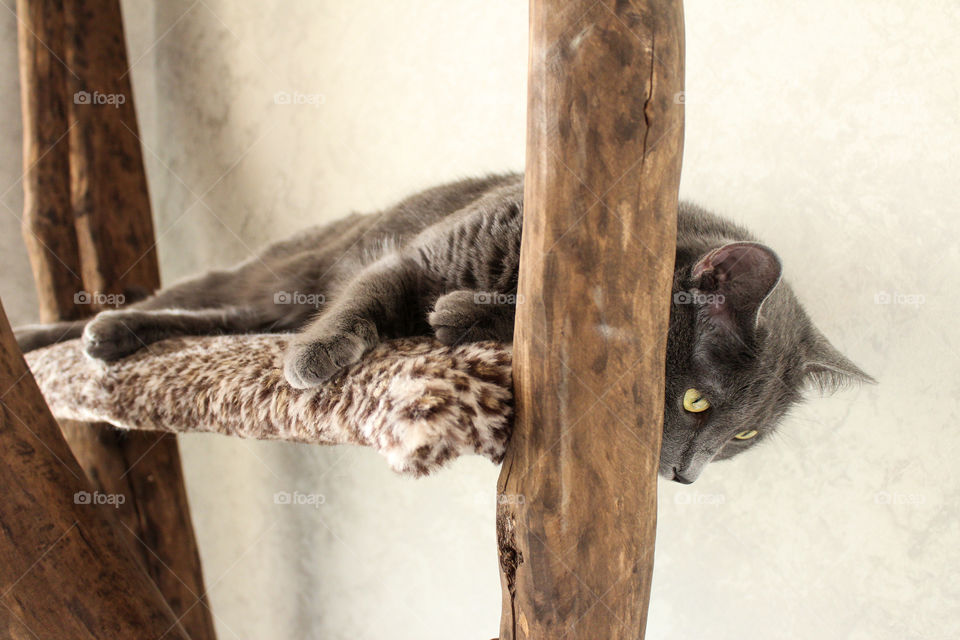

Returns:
15,172,872,482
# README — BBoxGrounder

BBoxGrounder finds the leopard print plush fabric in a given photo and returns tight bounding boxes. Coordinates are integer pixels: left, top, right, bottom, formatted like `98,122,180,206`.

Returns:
25,335,513,476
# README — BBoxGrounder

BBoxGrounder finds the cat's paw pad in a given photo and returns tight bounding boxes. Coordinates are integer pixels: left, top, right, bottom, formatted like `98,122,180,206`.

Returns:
82,312,144,361
283,323,376,389
428,291,498,346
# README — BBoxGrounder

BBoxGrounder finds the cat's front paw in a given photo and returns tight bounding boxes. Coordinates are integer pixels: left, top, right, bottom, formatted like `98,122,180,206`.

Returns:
283,321,377,389
82,311,145,361
428,290,509,346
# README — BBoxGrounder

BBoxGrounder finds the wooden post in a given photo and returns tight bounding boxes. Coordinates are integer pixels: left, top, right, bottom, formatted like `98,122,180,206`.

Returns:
0,301,192,639
497,1,684,638
62,0,161,295
16,2,217,638
16,0,81,323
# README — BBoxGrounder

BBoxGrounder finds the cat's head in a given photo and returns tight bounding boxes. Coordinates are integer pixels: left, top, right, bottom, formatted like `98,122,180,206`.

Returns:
661,226,873,483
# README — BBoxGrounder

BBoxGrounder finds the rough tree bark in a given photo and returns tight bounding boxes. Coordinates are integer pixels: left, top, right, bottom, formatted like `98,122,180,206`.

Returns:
0,300,192,639
16,0,81,323
16,1,216,638
496,1,684,638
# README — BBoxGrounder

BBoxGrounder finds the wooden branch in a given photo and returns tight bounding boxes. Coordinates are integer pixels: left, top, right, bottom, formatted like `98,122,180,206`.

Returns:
16,0,82,323
17,2,216,638
497,1,684,638
63,0,161,296
0,300,192,639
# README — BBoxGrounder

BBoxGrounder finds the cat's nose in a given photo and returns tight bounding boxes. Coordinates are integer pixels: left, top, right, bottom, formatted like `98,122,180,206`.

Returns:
672,452,713,483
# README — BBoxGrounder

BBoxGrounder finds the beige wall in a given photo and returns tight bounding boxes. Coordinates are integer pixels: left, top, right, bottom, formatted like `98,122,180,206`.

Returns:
0,1,957,638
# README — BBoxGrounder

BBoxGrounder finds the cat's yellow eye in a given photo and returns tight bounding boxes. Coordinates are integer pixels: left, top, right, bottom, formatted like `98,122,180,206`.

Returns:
683,388,710,413
733,430,758,440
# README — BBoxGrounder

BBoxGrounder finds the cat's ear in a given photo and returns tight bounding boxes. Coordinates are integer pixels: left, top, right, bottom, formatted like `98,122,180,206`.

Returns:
803,326,876,394
691,242,782,339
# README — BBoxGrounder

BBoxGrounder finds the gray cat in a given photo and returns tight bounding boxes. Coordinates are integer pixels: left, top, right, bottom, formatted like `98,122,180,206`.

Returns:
15,172,873,483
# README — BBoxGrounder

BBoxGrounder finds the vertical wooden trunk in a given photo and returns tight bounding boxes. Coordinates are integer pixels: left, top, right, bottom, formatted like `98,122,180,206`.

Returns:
0,301,192,639
497,1,684,638
16,0,81,323
16,1,217,638
62,0,161,295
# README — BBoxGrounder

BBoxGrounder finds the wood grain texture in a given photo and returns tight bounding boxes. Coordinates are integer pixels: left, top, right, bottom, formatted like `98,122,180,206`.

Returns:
497,1,684,638
63,0,160,298
0,300,192,640
15,2,216,638
17,0,83,323
60,3,216,637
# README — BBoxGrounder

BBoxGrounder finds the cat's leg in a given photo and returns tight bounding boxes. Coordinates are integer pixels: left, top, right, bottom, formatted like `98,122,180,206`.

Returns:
18,305,269,359
283,255,426,388
13,269,248,355
284,190,523,388
82,306,269,361
14,321,88,354
427,290,517,345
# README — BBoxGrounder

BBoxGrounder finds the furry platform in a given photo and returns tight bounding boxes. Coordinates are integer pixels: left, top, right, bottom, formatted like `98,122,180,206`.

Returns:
24,335,513,476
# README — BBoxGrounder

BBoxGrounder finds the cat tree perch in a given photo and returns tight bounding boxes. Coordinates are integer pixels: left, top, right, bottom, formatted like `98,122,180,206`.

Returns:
0,0,683,638
25,335,515,476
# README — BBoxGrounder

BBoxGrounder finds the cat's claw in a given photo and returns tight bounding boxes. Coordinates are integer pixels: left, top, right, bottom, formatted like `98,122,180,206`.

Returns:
82,311,145,361
283,325,375,389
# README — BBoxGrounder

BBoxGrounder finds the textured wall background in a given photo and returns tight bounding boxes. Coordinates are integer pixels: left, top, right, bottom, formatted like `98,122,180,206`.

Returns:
0,1,956,639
